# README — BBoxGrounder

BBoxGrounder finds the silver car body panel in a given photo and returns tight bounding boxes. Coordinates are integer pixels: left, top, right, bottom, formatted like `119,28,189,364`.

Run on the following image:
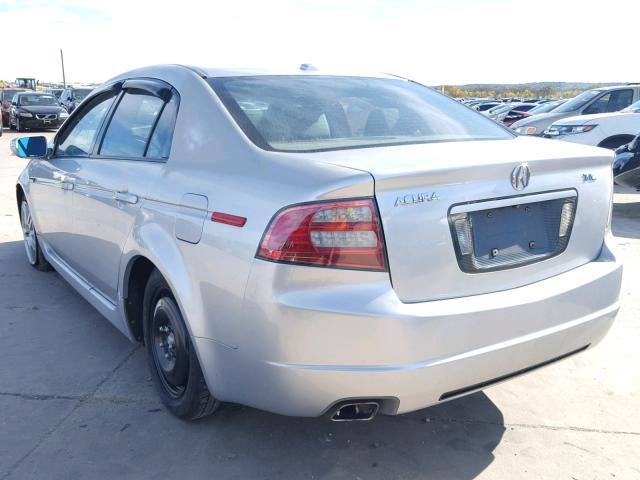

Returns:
17,65,622,416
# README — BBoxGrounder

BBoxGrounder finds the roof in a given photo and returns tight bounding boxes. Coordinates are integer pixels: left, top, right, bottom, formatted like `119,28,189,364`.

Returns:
104,64,406,89
591,84,640,92
14,91,50,95
201,66,396,79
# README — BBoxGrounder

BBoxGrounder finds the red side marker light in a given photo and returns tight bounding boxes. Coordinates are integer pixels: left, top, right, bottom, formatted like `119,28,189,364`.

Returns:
211,212,247,227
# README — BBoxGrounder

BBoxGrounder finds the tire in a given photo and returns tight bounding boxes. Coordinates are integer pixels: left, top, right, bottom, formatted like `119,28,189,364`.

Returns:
143,269,220,420
9,117,15,130
20,200,52,272
16,117,24,132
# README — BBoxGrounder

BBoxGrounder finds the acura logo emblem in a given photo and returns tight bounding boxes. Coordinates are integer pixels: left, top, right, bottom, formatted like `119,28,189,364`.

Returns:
511,163,531,191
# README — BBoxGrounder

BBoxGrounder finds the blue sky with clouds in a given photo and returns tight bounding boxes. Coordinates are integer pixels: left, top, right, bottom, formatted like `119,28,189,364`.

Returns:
2,0,639,85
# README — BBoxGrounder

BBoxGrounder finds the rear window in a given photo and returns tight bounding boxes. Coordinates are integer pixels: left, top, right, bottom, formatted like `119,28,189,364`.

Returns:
73,89,92,101
511,104,536,112
209,76,512,152
2,90,21,102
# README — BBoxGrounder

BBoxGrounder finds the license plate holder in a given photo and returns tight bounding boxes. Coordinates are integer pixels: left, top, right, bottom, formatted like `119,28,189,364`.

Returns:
470,203,550,262
449,192,577,273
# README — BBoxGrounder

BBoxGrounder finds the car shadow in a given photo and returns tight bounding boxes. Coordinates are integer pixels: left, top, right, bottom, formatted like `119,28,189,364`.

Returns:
188,393,506,479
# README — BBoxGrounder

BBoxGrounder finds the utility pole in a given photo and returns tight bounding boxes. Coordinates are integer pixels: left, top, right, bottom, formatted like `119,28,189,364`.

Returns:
60,49,66,88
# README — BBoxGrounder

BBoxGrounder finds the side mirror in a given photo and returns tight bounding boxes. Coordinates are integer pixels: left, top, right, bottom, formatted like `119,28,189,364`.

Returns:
10,136,48,158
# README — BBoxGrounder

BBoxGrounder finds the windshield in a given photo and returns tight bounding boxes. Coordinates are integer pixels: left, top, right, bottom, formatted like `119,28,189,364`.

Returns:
621,100,640,113
528,101,564,114
19,94,59,106
209,76,512,152
2,89,22,102
554,90,601,113
73,89,92,101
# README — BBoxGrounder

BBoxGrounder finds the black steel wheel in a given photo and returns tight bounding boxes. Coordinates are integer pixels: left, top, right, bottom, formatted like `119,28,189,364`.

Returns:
143,269,220,419
150,296,190,398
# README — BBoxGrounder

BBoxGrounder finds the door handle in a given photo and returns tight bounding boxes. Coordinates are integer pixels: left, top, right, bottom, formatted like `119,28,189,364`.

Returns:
114,191,138,204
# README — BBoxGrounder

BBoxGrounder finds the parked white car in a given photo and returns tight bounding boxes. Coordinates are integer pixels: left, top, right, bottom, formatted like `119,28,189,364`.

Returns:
512,85,640,137
543,100,640,149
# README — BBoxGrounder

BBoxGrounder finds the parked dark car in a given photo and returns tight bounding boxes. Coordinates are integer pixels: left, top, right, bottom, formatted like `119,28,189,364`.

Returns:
474,102,502,112
496,103,538,126
1,88,29,126
59,87,92,112
8,92,69,131
613,134,640,189
45,88,64,100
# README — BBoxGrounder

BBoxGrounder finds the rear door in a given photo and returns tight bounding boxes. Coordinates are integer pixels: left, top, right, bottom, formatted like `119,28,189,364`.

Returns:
62,79,179,303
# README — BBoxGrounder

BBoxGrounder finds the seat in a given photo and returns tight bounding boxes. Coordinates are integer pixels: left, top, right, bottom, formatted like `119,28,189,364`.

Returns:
363,109,389,136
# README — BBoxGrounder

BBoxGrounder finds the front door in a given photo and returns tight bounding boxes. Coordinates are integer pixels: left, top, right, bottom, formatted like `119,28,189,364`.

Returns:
26,156,73,258
32,91,118,264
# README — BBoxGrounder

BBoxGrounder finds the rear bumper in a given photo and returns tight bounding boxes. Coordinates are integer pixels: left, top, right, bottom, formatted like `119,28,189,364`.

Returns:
195,235,622,417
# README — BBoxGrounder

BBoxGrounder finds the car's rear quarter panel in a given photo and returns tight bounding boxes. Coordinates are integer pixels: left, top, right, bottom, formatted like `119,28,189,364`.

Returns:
116,67,376,346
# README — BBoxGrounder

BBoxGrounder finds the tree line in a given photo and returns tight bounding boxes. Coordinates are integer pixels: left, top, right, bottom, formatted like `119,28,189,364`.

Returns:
440,85,600,99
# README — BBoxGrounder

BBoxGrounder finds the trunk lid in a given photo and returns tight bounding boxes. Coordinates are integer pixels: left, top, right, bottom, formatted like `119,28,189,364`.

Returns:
317,137,613,302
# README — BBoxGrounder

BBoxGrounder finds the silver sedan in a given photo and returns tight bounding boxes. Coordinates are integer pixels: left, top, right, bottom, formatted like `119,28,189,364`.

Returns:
13,65,622,421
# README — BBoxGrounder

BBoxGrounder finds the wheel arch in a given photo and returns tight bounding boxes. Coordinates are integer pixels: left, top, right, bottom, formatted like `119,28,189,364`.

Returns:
16,183,25,214
122,255,157,342
598,134,636,149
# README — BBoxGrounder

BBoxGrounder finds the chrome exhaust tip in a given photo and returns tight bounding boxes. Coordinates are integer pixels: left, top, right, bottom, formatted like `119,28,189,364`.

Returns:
330,401,380,422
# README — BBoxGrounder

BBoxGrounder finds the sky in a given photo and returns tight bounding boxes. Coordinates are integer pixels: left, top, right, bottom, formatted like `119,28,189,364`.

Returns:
2,0,639,86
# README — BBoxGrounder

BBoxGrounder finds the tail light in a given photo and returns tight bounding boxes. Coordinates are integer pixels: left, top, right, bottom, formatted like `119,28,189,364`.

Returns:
257,198,387,271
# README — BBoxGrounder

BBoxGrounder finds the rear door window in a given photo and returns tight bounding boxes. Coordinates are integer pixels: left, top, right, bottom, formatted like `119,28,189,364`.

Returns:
99,92,164,158
145,95,178,159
